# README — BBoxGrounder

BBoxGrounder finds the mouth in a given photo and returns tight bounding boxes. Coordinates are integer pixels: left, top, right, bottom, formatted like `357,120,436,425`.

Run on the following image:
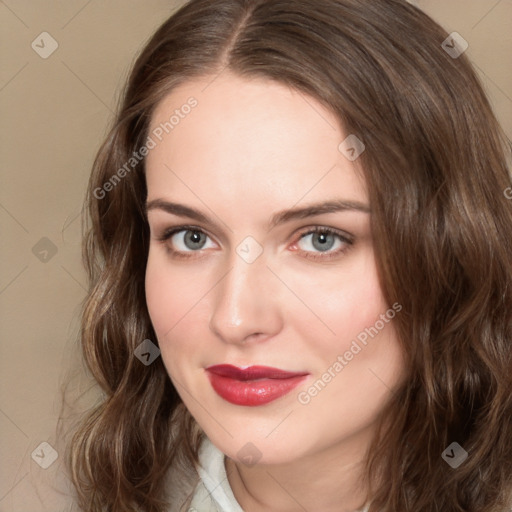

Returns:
205,364,309,406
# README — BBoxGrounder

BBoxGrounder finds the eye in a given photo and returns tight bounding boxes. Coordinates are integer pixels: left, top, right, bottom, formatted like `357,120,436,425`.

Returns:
156,226,216,259
293,227,353,261
155,224,354,261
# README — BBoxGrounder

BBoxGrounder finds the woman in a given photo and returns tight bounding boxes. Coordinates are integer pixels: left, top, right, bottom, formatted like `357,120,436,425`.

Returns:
67,0,512,510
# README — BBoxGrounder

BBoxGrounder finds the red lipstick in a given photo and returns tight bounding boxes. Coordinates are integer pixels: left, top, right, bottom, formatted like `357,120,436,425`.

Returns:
205,364,309,406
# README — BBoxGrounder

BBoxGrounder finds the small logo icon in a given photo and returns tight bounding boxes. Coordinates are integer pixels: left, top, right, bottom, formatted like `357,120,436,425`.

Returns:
442,442,468,468
236,442,262,467
338,135,365,161
31,32,59,59
441,32,468,59
236,236,263,264
32,237,58,263
31,442,58,469
134,339,161,366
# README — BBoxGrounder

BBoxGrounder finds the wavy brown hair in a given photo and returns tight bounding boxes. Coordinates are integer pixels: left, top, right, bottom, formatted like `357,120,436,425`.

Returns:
65,0,512,510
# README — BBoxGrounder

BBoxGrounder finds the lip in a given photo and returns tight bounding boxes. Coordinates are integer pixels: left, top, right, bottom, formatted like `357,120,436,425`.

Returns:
205,364,309,406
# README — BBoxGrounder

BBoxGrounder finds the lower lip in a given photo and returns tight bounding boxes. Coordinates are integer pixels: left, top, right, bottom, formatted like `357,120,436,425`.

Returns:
206,372,308,406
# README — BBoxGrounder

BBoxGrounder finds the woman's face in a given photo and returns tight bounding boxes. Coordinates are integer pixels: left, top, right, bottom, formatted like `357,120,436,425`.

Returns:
145,72,405,465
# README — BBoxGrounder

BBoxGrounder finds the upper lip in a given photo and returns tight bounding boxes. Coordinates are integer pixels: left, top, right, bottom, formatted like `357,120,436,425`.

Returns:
205,364,309,381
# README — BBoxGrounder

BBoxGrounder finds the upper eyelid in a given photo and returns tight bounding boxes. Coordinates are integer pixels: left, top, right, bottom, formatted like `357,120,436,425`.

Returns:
145,201,370,237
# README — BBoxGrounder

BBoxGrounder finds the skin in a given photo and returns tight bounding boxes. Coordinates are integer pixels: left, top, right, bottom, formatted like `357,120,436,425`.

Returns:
145,72,406,512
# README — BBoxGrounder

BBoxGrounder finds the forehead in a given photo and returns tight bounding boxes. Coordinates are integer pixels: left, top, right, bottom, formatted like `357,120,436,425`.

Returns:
145,72,367,212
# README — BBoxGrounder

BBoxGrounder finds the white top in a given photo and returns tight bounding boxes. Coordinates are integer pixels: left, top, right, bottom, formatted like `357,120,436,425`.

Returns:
188,436,370,512
188,435,245,512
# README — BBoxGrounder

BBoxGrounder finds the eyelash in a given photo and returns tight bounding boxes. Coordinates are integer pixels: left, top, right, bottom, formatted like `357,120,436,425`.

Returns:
155,225,354,262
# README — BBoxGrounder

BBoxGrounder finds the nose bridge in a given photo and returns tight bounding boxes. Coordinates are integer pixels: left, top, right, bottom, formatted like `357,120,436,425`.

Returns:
209,248,280,344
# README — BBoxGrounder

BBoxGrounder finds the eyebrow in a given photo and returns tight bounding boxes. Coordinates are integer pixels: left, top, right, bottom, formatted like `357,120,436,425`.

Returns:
145,198,370,231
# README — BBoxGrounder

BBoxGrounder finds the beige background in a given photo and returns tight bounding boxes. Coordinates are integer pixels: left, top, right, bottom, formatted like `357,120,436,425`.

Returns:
0,1,511,511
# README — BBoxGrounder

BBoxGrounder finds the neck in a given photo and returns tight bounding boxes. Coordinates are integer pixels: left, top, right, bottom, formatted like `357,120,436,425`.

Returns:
225,426,373,512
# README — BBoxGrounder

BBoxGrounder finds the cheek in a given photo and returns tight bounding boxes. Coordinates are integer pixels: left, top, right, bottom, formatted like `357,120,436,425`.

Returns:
145,249,207,332
145,251,200,348
145,252,175,335
145,252,202,383
286,247,388,356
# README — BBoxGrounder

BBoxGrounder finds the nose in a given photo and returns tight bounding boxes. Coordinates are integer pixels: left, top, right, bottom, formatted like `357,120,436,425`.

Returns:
208,248,282,346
